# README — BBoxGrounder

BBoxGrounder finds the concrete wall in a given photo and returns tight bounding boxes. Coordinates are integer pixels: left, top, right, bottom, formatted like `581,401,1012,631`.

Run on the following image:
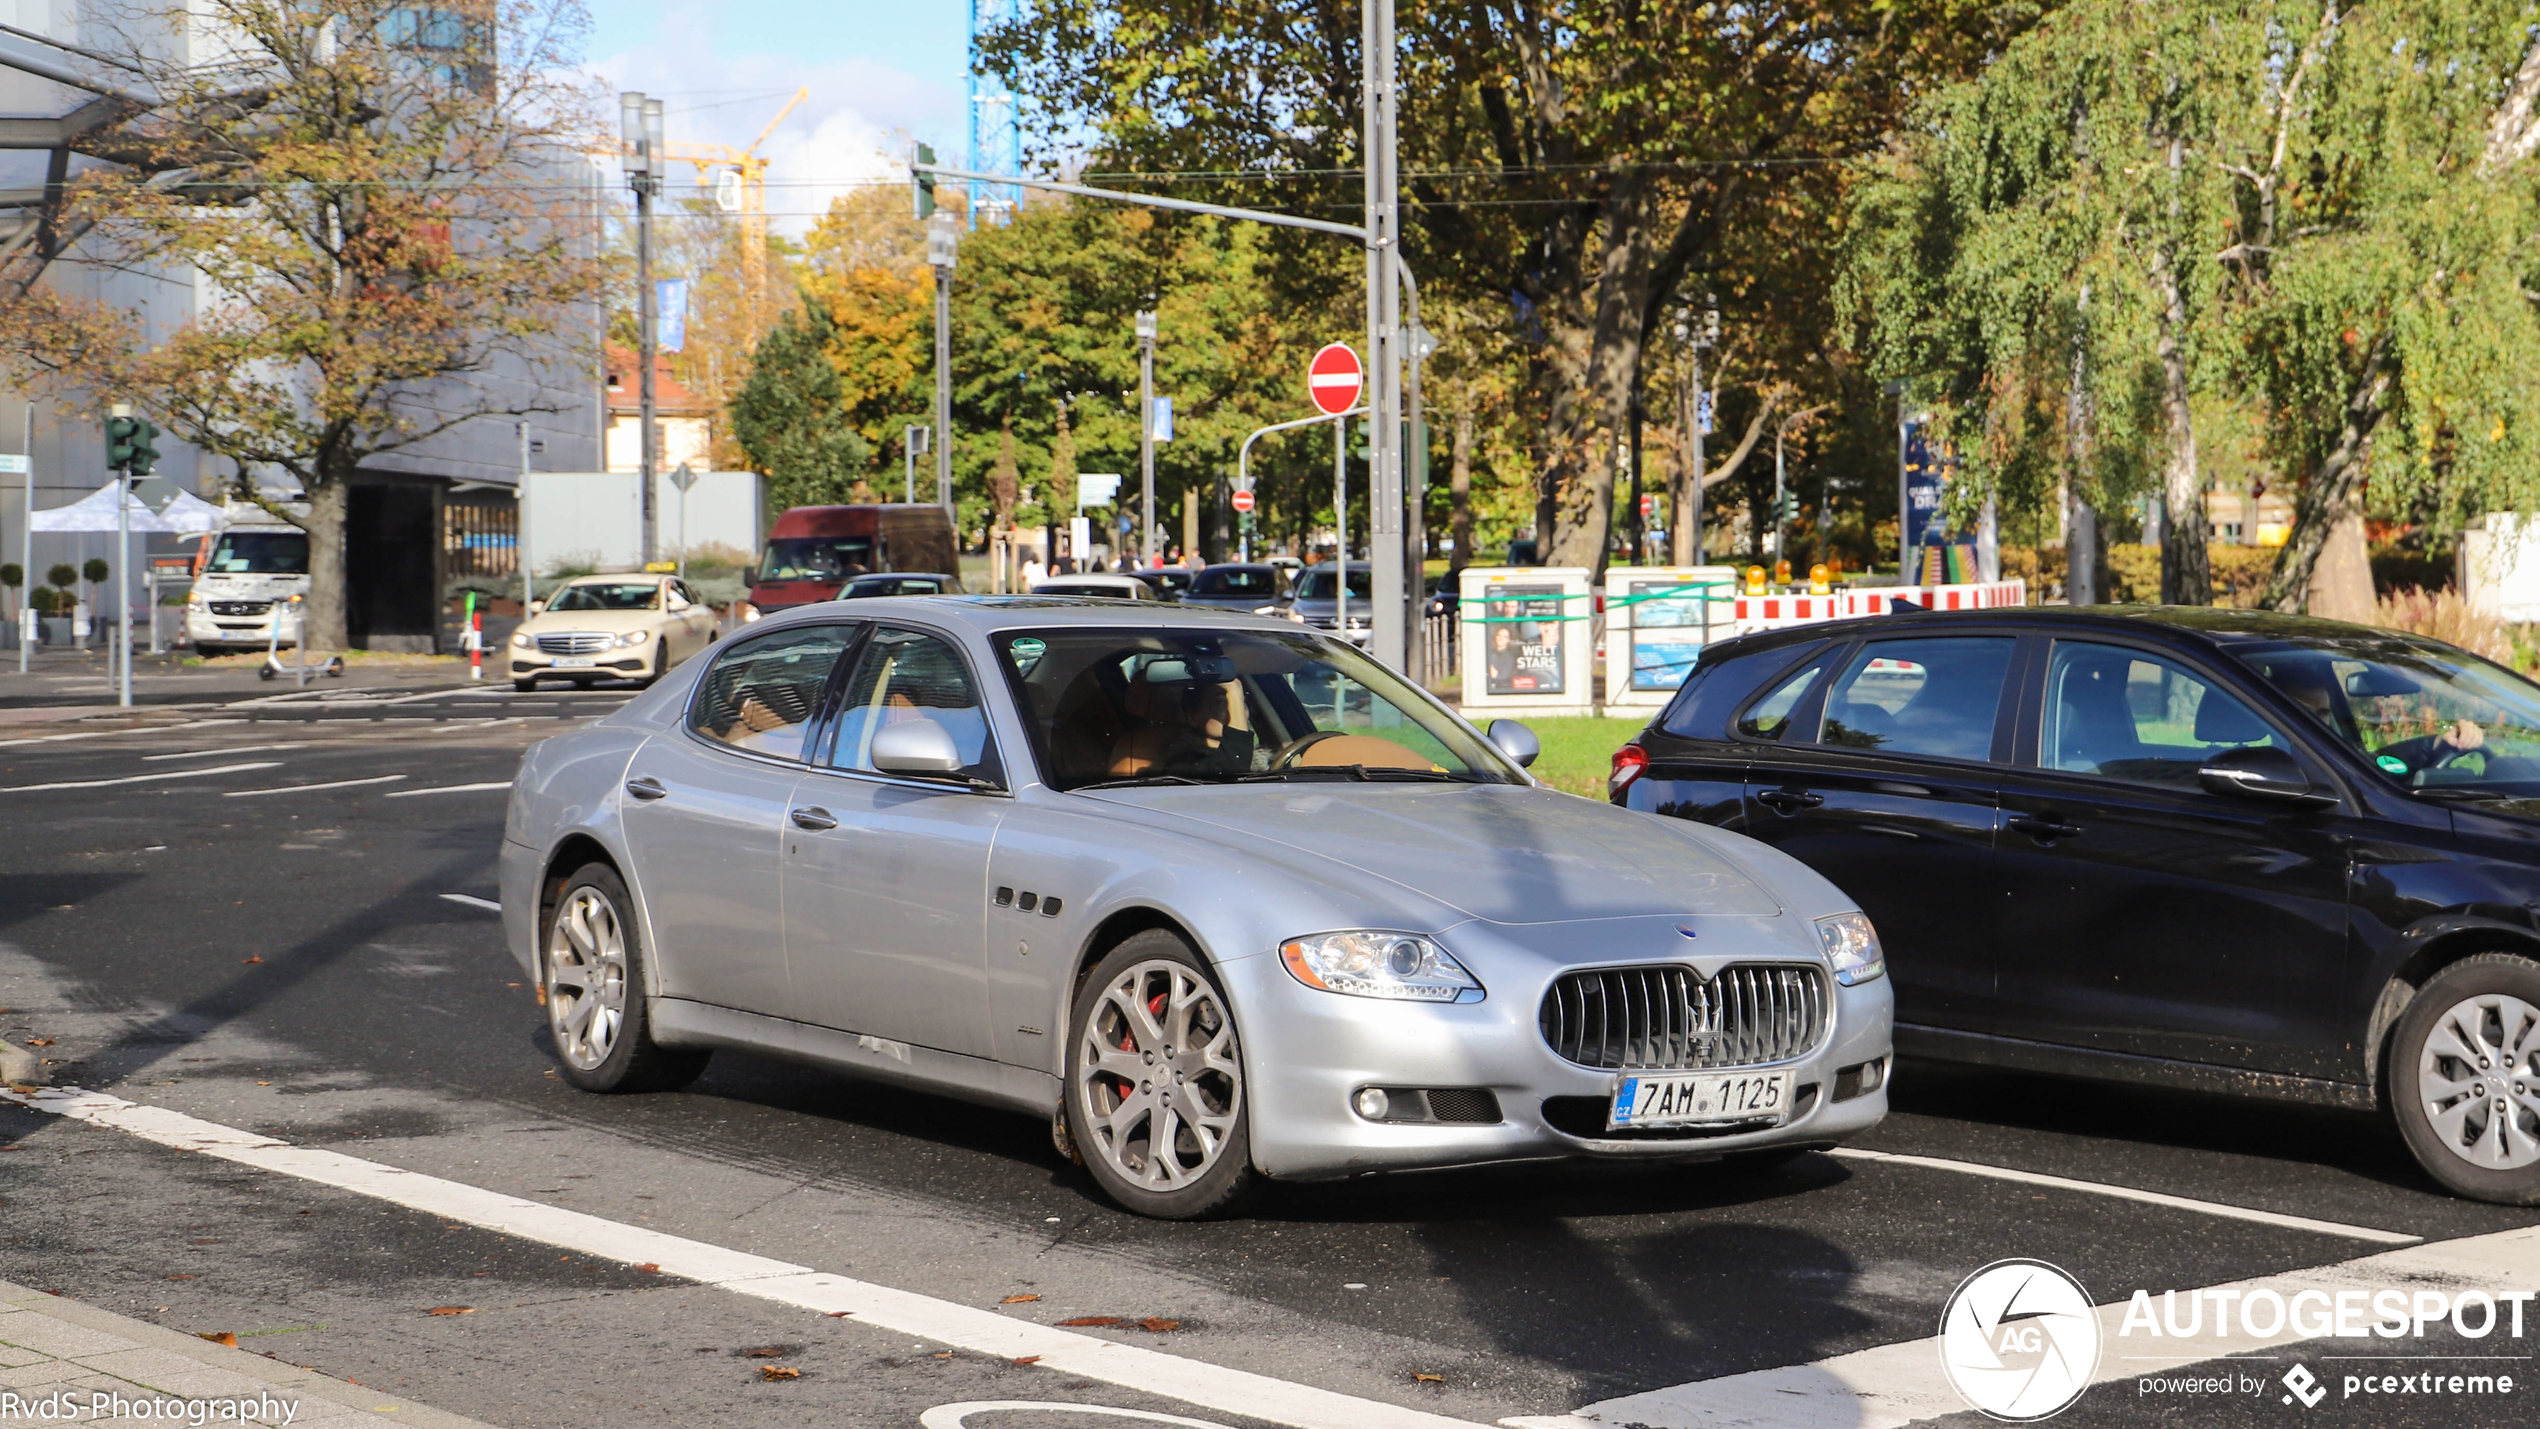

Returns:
523,470,764,576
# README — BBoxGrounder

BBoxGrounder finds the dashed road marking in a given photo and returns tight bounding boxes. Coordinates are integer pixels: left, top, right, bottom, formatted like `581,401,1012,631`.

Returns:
388,782,514,798
141,743,311,761
0,761,283,793
1829,1147,2420,1244
439,893,502,912
222,774,409,797
4,1087,1487,1429
0,719,227,749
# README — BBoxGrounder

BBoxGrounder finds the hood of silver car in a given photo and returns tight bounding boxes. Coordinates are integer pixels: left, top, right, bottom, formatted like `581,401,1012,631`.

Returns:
1080,782,1781,924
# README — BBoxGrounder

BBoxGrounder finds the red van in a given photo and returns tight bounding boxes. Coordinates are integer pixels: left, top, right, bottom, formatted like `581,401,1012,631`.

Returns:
746,505,964,613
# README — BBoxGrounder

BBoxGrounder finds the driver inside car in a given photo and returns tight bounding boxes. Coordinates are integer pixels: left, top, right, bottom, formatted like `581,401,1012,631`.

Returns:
2263,656,2486,775
1107,655,1259,777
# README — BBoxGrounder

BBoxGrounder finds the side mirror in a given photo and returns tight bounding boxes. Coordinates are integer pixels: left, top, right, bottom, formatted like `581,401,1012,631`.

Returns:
527,599,544,615
1485,719,1541,769
871,718,963,776
742,570,758,589
2199,745,2335,807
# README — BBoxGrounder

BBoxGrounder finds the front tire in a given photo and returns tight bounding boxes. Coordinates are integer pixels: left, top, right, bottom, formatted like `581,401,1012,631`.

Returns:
2391,952,2540,1204
1066,930,1255,1219
541,863,708,1093
512,677,537,692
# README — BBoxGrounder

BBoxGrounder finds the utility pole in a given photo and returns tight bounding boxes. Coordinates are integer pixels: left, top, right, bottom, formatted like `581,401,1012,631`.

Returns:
16,402,31,676
622,93,664,567
1136,307,1157,565
517,421,533,610
928,214,957,524
1364,0,1405,667
1676,302,1718,565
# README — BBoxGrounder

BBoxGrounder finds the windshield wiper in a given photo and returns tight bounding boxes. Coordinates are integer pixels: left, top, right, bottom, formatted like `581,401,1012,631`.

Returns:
1071,773,1239,791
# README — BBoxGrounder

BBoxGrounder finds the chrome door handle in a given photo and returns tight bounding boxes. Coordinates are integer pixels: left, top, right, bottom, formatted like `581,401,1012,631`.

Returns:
789,806,839,831
624,776,668,801
1755,788,1824,814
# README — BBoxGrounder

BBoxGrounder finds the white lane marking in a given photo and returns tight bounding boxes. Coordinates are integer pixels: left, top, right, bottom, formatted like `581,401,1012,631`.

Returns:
142,743,311,761
0,718,227,749
222,774,408,797
1829,1147,2419,1245
439,893,502,912
922,1405,1234,1429
4,1087,1486,1429
0,761,283,793
387,781,514,798
1500,1225,2540,1429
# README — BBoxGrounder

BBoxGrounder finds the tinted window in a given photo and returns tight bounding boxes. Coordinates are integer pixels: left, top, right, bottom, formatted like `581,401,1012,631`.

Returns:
1819,637,2013,762
688,625,857,761
761,535,873,580
2236,635,2540,792
1193,567,1280,597
2044,642,2282,789
1294,566,1373,600
206,531,309,575
826,628,999,782
1737,660,1826,741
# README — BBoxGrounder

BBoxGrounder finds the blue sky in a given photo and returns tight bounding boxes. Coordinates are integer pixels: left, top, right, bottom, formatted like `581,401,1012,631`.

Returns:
584,1,981,230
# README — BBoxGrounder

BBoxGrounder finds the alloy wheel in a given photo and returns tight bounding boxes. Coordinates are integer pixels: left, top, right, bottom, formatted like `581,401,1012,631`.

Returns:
2416,990,2540,1171
547,884,629,1071
1075,959,1243,1192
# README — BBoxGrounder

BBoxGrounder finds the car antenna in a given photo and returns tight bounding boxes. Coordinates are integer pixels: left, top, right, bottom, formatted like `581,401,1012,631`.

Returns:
1888,596,1923,612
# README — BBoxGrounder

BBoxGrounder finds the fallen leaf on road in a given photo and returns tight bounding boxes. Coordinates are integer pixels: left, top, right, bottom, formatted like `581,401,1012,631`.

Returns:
1137,1318,1181,1333
241,958,262,965
256,1081,271,1086
999,1294,1040,1304
198,1332,238,1348
164,1274,196,1281
1054,1317,1120,1327
1012,1355,1042,1366
1413,1373,1444,1384
424,1307,475,1316
743,1347,787,1358
933,1352,953,1360
24,1039,52,1047
823,1311,852,1318
632,1263,660,1274
758,1366,800,1381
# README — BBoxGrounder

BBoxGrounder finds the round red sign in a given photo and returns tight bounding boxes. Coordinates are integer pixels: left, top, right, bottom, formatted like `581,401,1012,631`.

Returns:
1308,342,1363,416
1231,488,1257,514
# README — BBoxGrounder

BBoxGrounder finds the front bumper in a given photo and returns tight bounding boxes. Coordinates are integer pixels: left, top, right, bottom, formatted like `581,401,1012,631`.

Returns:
1226,926,1894,1180
187,609,300,649
509,646,652,677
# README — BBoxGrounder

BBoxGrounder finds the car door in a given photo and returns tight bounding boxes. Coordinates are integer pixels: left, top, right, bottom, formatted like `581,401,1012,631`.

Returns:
1993,638,2352,1077
1736,633,2022,1034
784,625,1008,1058
662,581,708,661
617,621,861,1018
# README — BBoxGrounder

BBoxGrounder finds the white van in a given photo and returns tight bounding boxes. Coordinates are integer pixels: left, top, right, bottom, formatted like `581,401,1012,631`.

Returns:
185,505,308,654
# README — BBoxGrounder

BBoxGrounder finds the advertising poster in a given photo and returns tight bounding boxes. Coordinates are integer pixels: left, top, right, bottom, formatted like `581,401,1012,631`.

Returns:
1626,578,1716,691
1483,585,1567,696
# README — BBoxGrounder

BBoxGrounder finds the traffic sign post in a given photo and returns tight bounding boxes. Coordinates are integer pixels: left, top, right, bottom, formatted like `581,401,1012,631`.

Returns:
1230,488,1256,515
1309,343,1363,416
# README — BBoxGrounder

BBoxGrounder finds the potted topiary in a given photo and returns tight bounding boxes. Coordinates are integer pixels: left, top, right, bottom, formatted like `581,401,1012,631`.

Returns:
81,557,108,650
45,564,76,648
0,563,18,649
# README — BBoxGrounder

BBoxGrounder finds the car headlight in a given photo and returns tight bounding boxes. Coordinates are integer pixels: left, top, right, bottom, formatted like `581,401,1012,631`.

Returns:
509,630,530,649
187,591,206,607
617,629,650,647
1815,912,1886,986
1279,931,1483,1003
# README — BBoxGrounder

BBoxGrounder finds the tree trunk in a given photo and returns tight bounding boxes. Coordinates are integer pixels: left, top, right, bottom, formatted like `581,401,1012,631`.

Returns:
2066,494,2101,605
2308,511,2377,622
1449,403,1474,570
2264,339,2392,613
1537,189,1659,578
2152,255,2211,605
300,477,350,655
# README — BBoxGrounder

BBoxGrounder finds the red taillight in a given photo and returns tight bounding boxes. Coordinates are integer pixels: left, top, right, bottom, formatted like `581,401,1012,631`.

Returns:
1609,742,1649,799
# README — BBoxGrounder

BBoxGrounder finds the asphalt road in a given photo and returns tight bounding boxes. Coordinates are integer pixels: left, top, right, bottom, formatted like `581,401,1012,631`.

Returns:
3,685,2537,1429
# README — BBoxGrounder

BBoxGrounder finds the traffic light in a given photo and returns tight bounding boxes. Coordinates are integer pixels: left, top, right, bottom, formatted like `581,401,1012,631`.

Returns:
105,414,138,472
913,143,936,219
1774,491,1801,525
130,419,161,476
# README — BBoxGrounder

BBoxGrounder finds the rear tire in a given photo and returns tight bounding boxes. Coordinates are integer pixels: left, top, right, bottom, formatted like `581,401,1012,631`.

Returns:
1066,930,1256,1219
2390,952,2540,1205
541,863,708,1093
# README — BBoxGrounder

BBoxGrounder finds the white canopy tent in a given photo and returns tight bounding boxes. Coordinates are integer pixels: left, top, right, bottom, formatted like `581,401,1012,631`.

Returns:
28,482,224,535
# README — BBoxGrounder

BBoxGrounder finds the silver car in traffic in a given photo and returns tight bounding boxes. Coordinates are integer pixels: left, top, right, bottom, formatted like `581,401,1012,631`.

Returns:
498,599,1893,1217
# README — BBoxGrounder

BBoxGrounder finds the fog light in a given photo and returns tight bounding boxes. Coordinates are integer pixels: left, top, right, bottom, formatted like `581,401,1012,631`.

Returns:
1352,1087,1390,1121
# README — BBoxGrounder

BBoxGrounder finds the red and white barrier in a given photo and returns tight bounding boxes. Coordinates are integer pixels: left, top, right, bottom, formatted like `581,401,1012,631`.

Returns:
1731,579,2026,636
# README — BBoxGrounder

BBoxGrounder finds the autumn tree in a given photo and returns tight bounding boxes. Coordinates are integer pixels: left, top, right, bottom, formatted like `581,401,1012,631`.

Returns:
0,1,606,652
729,294,873,509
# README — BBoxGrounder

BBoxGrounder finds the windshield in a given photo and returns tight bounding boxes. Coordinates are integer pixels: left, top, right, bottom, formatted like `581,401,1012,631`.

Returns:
1192,567,1279,597
205,531,307,575
994,626,1521,791
761,535,874,581
547,581,661,612
1293,566,1372,601
1138,570,1193,592
2232,634,2540,797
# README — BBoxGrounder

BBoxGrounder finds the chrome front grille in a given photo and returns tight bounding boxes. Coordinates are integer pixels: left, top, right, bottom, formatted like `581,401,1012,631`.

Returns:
536,632,613,655
1540,964,1829,1070
207,601,271,617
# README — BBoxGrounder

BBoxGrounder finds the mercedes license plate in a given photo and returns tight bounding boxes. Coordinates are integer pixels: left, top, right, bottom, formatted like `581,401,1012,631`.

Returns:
551,656,596,668
1607,1069,1793,1131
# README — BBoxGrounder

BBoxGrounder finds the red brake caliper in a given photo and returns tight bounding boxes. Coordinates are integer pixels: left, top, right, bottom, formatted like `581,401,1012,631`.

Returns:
1122,989,1168,1053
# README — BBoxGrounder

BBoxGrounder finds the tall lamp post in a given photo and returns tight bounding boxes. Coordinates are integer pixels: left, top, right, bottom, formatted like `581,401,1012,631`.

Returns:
1135,308,1157,565
621,93,664,567
928,214,957,523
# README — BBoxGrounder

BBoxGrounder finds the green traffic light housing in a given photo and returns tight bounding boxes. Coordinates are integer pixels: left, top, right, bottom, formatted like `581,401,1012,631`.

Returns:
130,419,161,476
913,143,937,220
105,415,138,471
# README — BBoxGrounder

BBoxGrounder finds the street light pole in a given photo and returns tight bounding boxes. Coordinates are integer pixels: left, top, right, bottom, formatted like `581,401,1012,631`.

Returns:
1139,322,1160,566
928,215,958,525
622,93,664,568
109,401,130,708
1365,0,1405,668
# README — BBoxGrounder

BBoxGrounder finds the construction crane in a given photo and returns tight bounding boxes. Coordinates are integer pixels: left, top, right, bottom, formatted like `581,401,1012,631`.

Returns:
664,86,807,339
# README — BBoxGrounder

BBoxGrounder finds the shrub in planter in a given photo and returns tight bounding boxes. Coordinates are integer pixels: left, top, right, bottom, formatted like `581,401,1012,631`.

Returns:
46,564,75,591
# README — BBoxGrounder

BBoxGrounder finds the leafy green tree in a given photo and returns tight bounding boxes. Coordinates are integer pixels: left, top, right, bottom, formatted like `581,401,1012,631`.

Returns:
730,296,873,510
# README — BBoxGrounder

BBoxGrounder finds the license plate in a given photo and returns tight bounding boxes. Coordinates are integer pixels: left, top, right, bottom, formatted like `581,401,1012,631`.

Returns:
1608,1069,1794,1130
551,656,596,668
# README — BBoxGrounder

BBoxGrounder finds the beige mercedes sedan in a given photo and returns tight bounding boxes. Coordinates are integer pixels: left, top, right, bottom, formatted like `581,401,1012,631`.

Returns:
507,574,720,690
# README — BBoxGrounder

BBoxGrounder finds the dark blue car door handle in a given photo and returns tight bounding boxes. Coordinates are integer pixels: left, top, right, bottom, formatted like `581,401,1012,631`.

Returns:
1755,788,1824,814
2010,815,2083,842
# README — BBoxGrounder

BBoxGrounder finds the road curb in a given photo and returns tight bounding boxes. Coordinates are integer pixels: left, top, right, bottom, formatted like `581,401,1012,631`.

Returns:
0,1276,509,1429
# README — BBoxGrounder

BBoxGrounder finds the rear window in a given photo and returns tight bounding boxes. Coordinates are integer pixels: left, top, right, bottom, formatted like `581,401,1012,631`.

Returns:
1192,567,1279,597
1659,640,1830,741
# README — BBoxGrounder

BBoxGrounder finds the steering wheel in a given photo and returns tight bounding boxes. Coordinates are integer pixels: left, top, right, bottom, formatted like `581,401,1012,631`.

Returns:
1269,730,1349,769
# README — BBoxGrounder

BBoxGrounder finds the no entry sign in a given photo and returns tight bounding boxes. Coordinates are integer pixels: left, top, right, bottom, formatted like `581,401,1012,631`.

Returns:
1231,488,1257,514
1308,342,1363,416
